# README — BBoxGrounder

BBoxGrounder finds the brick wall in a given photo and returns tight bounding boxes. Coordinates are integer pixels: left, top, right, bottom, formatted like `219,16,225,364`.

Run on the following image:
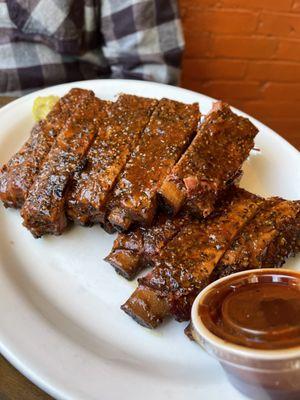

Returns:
180,0,300,148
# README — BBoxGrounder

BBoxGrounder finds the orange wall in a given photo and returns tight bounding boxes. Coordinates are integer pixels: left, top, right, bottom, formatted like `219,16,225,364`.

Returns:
180,0,300,148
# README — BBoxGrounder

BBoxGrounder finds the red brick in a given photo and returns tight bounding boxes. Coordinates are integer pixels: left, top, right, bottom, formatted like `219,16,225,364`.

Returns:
263,118,300,132
220,0,293,11
179,0,300,151
181,80,258,103
182,59,247,80
246,61,300,82
200,81,261,100
181,82,261,102
275,39,300,61
212,36,277,59
183,10,257,34
258,13,300,37
179,0,218,9
240,100,300,119
262,82,300,100
184,32,212,59
181,80,206,93
292,1,300,12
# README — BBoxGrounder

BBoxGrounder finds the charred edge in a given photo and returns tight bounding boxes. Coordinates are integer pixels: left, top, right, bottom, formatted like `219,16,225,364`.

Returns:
100,220,116,234
158,181,184,215
108,207,132,232
104,249,141,280
121,286,169,328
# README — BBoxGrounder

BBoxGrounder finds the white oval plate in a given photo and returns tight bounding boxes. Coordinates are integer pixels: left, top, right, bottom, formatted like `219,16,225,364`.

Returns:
0,79,299,400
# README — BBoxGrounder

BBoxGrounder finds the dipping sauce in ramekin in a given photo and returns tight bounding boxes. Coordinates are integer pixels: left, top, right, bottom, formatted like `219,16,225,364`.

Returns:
191,269,300,400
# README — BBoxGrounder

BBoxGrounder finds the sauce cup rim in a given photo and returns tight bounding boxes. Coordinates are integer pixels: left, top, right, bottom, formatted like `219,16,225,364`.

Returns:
191,268,300,361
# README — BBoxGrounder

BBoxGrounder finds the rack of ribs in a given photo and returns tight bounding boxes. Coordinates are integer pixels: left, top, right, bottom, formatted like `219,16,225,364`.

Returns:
107,99,200,231
122,188,264,328
212,198,300,279
105,211,191,280
158,102,258,217
0,88,93,209
66,94,158,227
21,93,105,238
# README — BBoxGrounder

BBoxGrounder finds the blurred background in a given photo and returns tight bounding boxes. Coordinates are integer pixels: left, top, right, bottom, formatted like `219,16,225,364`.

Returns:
0,1,299,398
180,0,300,148
1,0,300,149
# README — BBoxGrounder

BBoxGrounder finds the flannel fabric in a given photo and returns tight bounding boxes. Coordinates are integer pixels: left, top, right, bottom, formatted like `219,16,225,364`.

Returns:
0,0,184,95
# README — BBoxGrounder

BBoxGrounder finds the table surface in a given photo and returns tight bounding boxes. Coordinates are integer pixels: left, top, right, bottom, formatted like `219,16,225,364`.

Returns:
0,95,299,400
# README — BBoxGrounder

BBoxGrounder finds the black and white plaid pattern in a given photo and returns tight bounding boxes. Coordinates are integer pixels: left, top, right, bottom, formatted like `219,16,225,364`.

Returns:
0,0,184,95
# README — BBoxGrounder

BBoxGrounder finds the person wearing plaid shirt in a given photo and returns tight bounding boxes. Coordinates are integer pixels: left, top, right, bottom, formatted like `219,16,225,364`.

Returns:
0,0,184,96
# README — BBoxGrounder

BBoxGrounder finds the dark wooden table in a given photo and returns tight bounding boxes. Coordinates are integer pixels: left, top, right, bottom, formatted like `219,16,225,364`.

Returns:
0,96,299,400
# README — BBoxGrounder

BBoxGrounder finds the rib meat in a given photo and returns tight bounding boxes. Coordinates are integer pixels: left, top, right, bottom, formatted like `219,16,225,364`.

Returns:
122,188,264,328
21,94,104,238
105,211,191,280
212,198,300,279
0,88,93,208
108,99,200,231
66,94,157,226
159,102,258,217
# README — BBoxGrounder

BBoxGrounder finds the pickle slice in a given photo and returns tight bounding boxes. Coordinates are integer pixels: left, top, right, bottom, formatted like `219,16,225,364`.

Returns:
32,95,60,121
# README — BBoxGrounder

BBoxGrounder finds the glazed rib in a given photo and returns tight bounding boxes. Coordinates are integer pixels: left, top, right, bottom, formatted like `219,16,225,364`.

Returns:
107,99,200,231
159,102,258,217
105,211,191,280
213,198,300,279
66,94,157,226
0,88,93,208
122,188,264,328
21,94,104,238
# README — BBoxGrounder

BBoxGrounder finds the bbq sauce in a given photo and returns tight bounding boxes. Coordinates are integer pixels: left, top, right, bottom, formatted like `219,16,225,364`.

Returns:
199,272,300,350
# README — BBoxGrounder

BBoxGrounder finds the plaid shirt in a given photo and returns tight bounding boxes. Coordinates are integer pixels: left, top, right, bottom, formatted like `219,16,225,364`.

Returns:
0,0,184,96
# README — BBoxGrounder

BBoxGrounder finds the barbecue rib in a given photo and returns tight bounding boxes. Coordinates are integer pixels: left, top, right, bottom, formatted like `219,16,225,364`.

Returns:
105,211,191,279
0,88,93,209
107,99,200,231
212,198,300,279
21,93,104,238
67,95,158,226
122,188,264,328
159,102,258,217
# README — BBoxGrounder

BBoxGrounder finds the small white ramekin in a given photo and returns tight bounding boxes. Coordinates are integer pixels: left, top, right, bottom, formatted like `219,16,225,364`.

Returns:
191,268,300,400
